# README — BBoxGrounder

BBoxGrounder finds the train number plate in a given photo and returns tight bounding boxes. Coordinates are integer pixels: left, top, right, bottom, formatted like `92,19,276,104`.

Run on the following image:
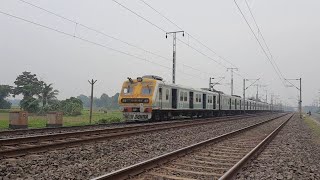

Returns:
121,98,149,103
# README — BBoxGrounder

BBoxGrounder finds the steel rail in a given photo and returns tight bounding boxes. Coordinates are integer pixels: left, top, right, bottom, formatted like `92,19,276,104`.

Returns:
0,113,259,137
219,113,294,179
91,113,289,180
0,114,265,157
0,114,260,145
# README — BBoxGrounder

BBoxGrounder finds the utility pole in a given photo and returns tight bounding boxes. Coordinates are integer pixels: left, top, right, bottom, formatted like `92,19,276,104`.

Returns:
243,78,260,113
265,90,268,103
299,78,302,118
88,79,97,124
227,68,238,95
209,77,224,91
285,78,302,118
166,31,184,84
209,77,214,91
243,79,246,113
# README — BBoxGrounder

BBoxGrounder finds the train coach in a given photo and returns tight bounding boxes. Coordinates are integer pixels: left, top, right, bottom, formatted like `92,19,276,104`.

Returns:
118,75,281,121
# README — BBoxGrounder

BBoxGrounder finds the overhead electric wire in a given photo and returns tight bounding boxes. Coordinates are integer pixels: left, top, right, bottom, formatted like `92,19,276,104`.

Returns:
233,0,286,86
0,10,173,69
1,10,215,83
16,0,218,80
112,0,243,75
138,0,240,70
243,0,285,80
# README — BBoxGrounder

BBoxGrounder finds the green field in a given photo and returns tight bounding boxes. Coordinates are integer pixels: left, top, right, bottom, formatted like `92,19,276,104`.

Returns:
0,109,123,130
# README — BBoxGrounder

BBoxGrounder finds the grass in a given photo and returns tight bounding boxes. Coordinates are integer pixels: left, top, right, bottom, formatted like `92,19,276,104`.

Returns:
0,109,123,130
304,116,320,144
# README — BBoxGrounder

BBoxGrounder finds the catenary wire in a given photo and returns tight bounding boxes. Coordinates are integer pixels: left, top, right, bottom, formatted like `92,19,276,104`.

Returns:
138,0,240,69
233,0,286,86
16,0,217,80
243,0,285,81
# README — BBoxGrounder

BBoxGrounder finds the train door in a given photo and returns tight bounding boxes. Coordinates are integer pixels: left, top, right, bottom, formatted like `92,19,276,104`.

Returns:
218,94,221,110
189,92,194,109
159,87,162,109
240,100,242,110
229,98,231,109
172,89,177,109
203,94,206,109
235,99,237,110
213,96,216,109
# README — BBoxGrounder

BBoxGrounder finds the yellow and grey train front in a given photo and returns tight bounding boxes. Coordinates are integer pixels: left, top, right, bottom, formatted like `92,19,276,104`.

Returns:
118,75,159,121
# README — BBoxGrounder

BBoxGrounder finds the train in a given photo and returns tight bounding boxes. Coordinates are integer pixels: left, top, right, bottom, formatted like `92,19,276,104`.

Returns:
118,75,283,121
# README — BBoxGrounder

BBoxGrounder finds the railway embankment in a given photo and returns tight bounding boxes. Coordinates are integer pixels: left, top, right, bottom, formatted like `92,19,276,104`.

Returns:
236,115,320,179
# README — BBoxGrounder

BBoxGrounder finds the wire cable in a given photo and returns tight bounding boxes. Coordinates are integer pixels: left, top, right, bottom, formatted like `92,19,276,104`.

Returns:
138,0,240,69
243,0,285,81
233,0,286,86
16,0,217,81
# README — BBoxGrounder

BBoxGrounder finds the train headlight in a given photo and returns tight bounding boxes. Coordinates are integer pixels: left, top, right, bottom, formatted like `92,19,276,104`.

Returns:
137,77,143,82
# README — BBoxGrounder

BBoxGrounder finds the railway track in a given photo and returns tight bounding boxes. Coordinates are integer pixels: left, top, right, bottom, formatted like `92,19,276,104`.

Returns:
0,114,262,138
0,113,270,158
92,113,292,180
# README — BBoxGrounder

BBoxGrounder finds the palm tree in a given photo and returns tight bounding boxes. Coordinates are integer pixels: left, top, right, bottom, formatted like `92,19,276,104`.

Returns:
39,83,59,107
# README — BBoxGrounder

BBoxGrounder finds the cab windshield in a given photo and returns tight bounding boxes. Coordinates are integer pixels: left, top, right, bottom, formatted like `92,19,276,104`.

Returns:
141,85,153,95
122,83,135,95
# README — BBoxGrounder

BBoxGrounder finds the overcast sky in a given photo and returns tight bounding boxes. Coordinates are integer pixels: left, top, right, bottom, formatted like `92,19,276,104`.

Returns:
1,0,319,107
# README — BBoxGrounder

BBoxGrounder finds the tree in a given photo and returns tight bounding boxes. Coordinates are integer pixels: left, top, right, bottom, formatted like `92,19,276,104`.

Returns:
13,72,43,112
38,83,59,107
77,94,90,107
60,97,83,116
13,72,42,97
19,97,40,113
0,85,12,109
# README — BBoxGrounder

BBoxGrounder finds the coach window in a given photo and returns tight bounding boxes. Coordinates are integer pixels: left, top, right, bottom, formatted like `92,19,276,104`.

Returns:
159,88,162,100
199,95,202,103
165,89,169,100
184,92,188,101
180,92,183,101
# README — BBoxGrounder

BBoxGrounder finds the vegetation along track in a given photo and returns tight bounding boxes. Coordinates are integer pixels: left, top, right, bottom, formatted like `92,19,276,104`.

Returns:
92,113,292,180
0,113,268,158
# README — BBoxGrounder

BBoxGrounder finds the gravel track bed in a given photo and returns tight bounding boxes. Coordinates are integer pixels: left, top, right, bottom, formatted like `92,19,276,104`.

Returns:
133,113,289,180
0,113,281,179
236,114,320,180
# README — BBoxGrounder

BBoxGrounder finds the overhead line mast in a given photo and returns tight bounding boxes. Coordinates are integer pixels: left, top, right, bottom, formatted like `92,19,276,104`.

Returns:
166,31,184,84
227,68,238,95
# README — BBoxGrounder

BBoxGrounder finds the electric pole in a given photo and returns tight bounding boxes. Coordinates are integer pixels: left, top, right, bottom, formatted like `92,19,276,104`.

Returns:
243,79,246,113
209,77,224,91
243,78,260,113
299,78,302,118
285,78,302,118
166,31,184,84
88,79,97,124
265,90,268,103
227,68,238,95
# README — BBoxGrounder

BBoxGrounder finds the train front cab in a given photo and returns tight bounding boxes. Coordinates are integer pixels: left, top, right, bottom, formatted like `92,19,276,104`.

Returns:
118,77,156,121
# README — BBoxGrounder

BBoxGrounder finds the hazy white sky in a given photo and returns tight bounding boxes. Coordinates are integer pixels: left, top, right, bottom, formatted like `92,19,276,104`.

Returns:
1,0,319,107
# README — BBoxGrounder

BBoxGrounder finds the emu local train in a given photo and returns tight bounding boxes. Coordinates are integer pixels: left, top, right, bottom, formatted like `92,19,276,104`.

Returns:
118,75,282,121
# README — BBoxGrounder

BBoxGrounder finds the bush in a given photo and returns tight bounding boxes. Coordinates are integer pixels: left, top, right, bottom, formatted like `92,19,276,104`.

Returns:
98,115,122,124
60,97,83,116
